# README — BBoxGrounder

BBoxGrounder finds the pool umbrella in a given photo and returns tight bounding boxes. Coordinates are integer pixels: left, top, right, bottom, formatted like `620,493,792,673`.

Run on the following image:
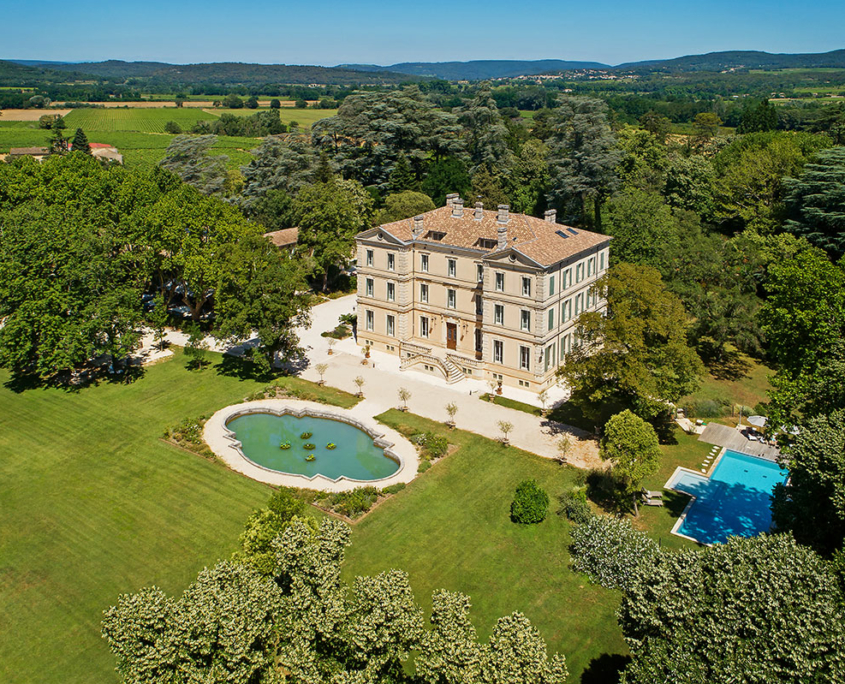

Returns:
747,415,767,428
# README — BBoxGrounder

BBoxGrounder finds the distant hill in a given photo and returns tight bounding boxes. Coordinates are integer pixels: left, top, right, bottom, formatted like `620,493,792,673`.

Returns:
1,59,421,86
339,59,609,80
616,49,845,72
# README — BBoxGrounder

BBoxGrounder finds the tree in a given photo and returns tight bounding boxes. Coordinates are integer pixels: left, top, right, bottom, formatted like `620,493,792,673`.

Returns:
147,294,169,351
615,125,669,192
602,189,679,270
70,127,91,155
546,96,621,229
245,96,259,109
471,163,510,208
506,138,549,216
269,98,281,109
375,190,435,225
783,145,845,258
159,134,229,196
398,387,411,410
497,420,514,444
353,375,365,397
772,410,845,555
389,152,418,192
638,111,672,143
663,153,717,219
239,135,317,210
557,436,572,464
292,177,373,291
232,488,307,574
48,125,68,155
445,401,458,427
184,322,209,370
215,233,311,374
691,112,722,146
163,120,182,134
223,93,243,109
479,612,568,684
618,534,845,683
315,362,328,385
416,590,482,683
737,98,778,134
558,264,704,423
601,410,661,513
455,87,513,173
511,480,549,524
759,248,845,426
422,156,472,206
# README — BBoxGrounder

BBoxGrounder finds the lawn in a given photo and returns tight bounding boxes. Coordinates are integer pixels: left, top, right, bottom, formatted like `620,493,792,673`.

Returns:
0,349,352,684
344,409,628,680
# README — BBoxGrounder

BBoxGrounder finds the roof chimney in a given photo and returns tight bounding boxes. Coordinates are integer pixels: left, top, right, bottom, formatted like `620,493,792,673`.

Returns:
412,215,424,238
445,193,459,209
497,204,510,224
497,221,508,250
544,209,557,224
451,198,464,218
474,202,483,220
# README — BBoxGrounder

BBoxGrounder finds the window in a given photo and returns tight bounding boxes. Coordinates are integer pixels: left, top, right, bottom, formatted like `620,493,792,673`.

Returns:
365,310,374,331
520,309,531,331
547,308,555,331
386,314,395,337
575,293,582,315
366,277,374,297
420,283,428,303
448,259,456,277
494,304,504,325
544,344,556,372
565,268,572,289
477,264,484,282
447,288,456,309
588,258,594,277
420,253,429,272
522,277,531,297
493,340,504,364
475,329,483,352
495,272,504,292
549,275,556,296
600,251,605,271
387,253,395,271
420,316,430,338
576,262,584,283
366,249,374,267
387,282,395,302
520,346,531,370
560,335,568,360
562,298,572,323
475,295,483,316
586,289,592,308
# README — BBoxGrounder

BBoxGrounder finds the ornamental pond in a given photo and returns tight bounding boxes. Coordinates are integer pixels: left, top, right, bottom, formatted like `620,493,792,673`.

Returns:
225,411,400,482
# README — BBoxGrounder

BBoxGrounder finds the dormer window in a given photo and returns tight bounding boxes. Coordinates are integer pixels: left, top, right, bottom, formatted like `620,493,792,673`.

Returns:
428,231,446,241
478,238,497,250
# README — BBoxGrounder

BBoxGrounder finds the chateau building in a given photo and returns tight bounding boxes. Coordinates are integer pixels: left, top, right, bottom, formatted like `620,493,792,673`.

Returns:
354,195,610,392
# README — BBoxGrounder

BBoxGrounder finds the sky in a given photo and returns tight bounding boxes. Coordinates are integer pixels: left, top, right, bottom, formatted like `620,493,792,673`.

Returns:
2,0,843,66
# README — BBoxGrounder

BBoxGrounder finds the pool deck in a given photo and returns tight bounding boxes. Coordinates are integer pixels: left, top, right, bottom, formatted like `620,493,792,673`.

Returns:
204,399,419,492
697,423,780,461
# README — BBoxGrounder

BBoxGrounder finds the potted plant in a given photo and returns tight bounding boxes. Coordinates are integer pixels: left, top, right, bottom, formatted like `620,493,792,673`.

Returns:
361,346,369,365
497,420,514,446
445,402,458,428
496,379,503,396
315,363,328,386
353,376,365,398
327,338,336,355
398,387,411,412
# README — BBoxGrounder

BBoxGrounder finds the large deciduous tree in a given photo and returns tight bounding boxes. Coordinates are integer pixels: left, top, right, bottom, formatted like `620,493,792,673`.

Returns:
292,177,373,291
159,134,229,196
375,190,435,225
546,96,621,229
558,264,703,423
601,410,661,512
215,232,311,373
619,534,845,683
455,87,513,174
238,134,318,210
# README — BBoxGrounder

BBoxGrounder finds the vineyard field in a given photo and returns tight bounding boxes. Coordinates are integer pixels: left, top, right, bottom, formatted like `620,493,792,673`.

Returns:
62,107,216,133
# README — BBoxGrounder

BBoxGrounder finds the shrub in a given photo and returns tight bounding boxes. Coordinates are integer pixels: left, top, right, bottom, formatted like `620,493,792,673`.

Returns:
381,483,406,495
510,480,549,524
418,460,431,473
558,489,593,524
300,432,313,439
753,402,769,416
303,443,316,450
412,432,448,460
569,515,660,592
326,486,380,518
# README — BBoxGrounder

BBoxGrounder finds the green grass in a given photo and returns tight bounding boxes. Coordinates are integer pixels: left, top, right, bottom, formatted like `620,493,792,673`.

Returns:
344,409,628,680
208,107,336,128
0,128,262,170
0,349,353,684
62,107,217,133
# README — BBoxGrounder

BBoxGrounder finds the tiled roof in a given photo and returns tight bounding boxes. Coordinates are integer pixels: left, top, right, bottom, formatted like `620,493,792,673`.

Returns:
264,227,299,247
376,205,608,267
9,147,50,155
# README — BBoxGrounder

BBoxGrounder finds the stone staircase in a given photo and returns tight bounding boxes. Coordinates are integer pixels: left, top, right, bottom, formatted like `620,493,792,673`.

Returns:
399,348,465,384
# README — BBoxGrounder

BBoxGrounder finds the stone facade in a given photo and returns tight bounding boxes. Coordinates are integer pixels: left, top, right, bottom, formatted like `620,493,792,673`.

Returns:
355,199,610,392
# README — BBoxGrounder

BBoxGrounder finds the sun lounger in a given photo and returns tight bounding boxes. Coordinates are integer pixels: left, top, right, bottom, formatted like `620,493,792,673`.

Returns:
643,499,664,507
642,489,663,499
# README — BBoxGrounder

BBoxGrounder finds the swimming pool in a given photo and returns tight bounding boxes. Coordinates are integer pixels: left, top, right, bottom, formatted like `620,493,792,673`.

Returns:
225,411,400,482
665,450,788,545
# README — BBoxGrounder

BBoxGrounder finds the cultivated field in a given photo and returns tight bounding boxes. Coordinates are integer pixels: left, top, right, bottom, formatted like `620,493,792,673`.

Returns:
207,107,337,127
62,107,217,133
0,108,71,120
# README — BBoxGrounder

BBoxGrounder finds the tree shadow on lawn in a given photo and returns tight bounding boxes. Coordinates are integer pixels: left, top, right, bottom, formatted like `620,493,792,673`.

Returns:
580,653,632,684
213,354,277,383
705,348,753,381
3,363,145,394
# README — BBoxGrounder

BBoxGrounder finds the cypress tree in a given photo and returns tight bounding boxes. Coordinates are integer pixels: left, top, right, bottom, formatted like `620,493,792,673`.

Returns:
388,153,418,193
49,126,68,155
71,128,91,155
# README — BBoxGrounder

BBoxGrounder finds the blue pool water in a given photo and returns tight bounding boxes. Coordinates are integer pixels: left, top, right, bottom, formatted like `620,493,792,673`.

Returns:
667,450,788,545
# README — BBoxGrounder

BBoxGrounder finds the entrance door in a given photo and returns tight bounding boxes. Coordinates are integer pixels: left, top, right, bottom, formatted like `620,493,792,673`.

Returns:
446,323,457,350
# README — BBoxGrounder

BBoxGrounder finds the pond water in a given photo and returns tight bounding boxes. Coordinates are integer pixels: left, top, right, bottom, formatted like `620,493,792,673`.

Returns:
225,412,400,481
